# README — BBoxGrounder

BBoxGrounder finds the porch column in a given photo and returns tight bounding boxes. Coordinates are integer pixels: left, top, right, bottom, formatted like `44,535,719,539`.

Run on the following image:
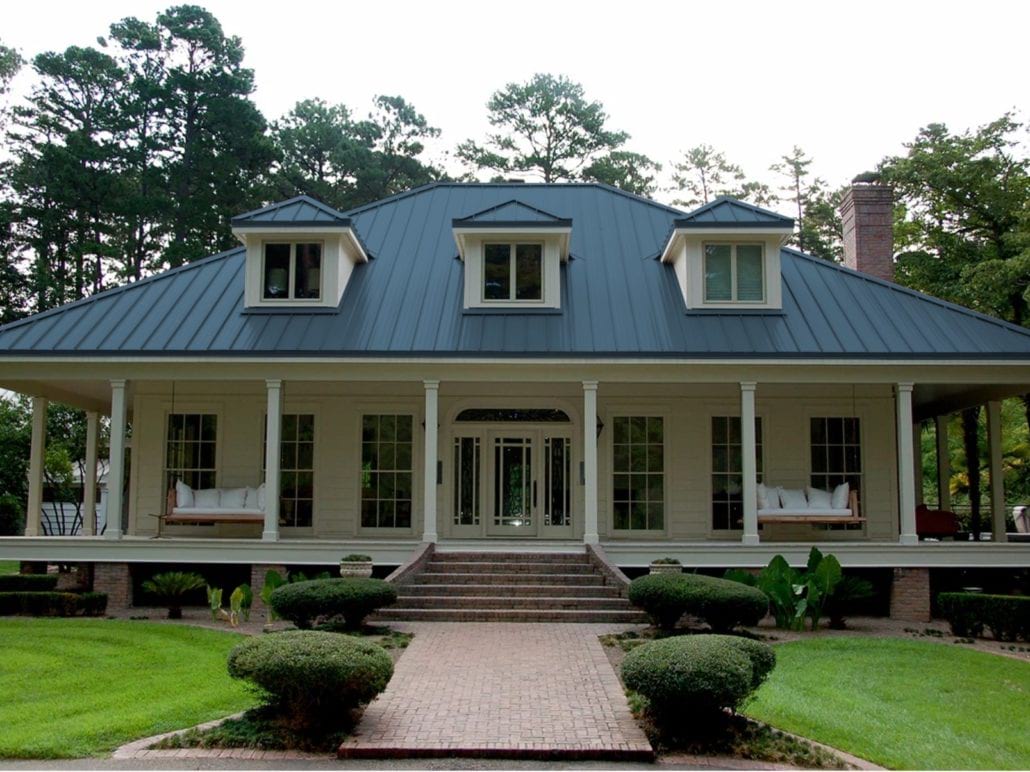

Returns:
263,380,282,542
24,397,48,537
896,382,918,545
82,411,99,536
986,401,1007,542
582,381,599,545
422,380,439,543
935,414,951,511
740,382,759,546
105,380,127,540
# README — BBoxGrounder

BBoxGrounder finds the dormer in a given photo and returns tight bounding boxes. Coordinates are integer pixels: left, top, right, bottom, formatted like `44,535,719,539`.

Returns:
452,200,571,310
232,195,368,309
660,197,793,311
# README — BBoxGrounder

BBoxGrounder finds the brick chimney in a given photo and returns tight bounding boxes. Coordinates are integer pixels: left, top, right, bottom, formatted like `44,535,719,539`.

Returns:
840,182,894,281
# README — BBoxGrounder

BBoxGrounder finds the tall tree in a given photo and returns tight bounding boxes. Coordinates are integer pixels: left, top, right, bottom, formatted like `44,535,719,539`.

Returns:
582,150,661,196
0,41,27,321
671,144,745,208
771,145,824,253
354,95,442,204
456,73,648,186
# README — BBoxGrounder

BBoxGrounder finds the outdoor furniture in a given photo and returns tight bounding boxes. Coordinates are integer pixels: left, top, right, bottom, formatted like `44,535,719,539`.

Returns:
757,483,864,525
152,481,265,536
916,505,960,539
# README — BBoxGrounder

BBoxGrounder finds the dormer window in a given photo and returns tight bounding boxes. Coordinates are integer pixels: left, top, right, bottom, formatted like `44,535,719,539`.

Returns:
232,196,368,310
452,200,571,311
703,243,764,303
484,243,543,302
263,242,323,301
660,197,793,311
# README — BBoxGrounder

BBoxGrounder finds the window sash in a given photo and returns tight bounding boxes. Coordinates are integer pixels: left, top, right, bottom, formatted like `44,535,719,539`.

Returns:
262,413,315,528
482,242,543,302
703,243,765,303
612,416,664,531
262,242,323,301
165,413,217,492
361,414,415,529
711,416,764,531
810,416,862,492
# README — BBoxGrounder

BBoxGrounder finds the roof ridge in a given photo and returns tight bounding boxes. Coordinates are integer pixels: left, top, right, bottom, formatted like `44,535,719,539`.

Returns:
456,198,568,222
679,195,793,223
0,247,245,336
783,246,1030,339
233,194,347,223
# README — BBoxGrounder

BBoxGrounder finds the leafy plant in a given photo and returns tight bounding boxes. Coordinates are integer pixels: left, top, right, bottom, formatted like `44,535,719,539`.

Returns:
340,554,372,562
230,584,252,626
261,570,286,621
141,572,205,619
651,557,681,565
825,575,875,629
628,573,768,632
803,548,842,631
269,578,397,630
206,586,223,621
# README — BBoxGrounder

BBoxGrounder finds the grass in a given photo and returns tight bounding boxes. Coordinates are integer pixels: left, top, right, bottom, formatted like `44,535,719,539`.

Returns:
152,707,352,753
0,618,255,758
0,560,19,575
746,637,1030,770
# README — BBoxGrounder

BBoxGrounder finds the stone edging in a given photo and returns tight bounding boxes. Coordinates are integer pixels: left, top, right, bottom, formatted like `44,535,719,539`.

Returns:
111,712,328,761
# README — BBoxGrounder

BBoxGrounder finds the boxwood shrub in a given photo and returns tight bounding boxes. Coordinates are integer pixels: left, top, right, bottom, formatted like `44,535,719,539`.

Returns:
0,590,107,616
0,574,59,592
938,592,1029,641
269,578,397,630
621,634,776,716
227,630,393,727
628,572,768,631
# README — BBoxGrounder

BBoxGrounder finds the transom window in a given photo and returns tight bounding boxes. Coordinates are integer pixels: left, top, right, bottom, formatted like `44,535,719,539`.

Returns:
263,414,315,528
165,413,217,491
483,243,542,302
810,417,861,492
263,242,322,300
711,416,764,530
612,416,664,531
361,414,414,529
704,243,764,303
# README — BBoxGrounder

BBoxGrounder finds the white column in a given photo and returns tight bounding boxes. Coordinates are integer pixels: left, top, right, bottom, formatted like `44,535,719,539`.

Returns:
896,383,918,545
740,382,759,546
263,380,282,542
582,381,599,545
986,401,1007,542
82,411,99,536
105,380,127,540
24,397,48,537
422,380,439,543
935,414,951,511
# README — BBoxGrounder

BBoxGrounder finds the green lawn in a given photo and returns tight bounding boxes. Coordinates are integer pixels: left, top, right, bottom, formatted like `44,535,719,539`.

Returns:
0,618,256,758
0,560,19,575
746,637,1030,770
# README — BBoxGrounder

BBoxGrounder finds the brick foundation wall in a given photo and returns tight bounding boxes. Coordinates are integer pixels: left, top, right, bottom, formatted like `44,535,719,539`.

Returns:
250,564,288,614
889,567,931,622
840,184,894,282
93,562,132,609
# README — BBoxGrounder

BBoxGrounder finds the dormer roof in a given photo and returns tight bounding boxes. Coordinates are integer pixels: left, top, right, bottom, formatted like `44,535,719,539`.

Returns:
452,199,572,229
672,196,794,229
231,195,351,228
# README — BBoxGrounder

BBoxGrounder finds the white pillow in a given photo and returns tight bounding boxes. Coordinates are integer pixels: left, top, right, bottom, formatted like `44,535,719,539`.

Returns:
175,480,194,508
220,487,247,509
256,483,266,510
832,482,850,510
778,487,807,509
757,482,780,510
194,488,221,509
243,486,260,510
806,486,833,509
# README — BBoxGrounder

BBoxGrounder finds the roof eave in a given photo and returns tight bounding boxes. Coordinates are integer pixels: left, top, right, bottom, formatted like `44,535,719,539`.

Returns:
660,226,794,263
452,226,573,262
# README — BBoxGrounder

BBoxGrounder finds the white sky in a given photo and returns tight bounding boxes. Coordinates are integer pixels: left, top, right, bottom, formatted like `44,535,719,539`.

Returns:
3,0,1029,210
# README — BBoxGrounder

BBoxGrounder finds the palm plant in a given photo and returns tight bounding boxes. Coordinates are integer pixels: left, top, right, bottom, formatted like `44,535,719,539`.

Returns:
142,571,206,619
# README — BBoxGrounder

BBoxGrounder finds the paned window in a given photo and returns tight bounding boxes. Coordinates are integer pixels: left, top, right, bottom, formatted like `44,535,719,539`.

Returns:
612,416,664,530
361,415,414,528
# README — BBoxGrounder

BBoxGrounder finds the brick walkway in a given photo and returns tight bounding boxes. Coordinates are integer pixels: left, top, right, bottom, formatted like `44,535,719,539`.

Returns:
338,622,653,761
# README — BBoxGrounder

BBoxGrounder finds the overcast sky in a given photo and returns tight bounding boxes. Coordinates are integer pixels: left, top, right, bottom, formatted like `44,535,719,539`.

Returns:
4,0,1028,210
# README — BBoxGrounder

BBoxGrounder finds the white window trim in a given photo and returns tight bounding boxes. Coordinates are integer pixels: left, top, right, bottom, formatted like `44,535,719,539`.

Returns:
262,409,319,531
481,241,545,304
608,412,669,537
261,240,325,303
703,242,766,304
357,410,419,534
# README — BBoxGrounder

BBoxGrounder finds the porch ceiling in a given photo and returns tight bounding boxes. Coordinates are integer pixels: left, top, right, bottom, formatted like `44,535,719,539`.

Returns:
913,382,1030,421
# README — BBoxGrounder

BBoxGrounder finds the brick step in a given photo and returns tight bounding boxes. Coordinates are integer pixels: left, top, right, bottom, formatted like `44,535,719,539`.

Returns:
424,561,595,574
397,583,624,598
415,572,608,586
375,608,648,623
394,595,634,611
431,551,588,563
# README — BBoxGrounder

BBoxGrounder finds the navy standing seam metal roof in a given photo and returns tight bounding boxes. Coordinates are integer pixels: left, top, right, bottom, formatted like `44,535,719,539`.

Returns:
1,182,1030,359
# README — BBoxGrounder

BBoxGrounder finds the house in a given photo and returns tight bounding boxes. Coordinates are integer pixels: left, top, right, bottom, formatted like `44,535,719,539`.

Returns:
0,181,1027,621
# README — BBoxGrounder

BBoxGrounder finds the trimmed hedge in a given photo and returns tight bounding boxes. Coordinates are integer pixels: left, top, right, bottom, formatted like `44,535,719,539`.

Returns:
628,572,769,632
938,592,1029,641
0,590,108,617
0,574,59,592
621,634,776,716
269,578,397,630
227,630,393,726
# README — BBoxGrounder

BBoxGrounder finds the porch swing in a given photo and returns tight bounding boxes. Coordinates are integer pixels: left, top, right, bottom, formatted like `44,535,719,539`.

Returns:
154,382,265,535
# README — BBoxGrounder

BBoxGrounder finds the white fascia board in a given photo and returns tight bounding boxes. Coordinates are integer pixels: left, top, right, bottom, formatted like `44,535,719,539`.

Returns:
453,227,572,261
661,227,794,263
